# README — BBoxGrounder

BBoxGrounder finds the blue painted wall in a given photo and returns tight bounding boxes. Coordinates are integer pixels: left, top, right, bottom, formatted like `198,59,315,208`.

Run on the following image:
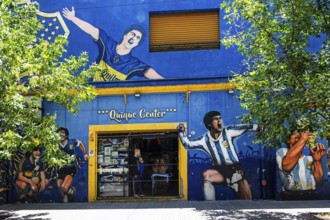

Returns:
5,0,326,203
41,88,267,201
32,0,273,202
36,0,244,80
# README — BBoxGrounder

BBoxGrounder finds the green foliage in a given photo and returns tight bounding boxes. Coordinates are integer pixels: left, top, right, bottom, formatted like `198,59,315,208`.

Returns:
0,0,97,165
221,0,330,147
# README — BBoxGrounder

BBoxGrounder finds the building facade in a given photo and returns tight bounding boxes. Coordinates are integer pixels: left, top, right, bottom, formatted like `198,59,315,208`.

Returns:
1,0,329,204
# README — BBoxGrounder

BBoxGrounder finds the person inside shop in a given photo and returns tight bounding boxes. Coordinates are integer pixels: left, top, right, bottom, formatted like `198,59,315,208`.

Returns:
15,147,47,203
158,157,169,174
57,127,89,203
130,145,144,197
152,158,160,174
276,130,325,200
151,156,171,195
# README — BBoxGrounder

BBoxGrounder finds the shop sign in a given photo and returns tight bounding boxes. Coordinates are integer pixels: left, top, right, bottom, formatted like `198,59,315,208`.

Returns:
98,108,176,123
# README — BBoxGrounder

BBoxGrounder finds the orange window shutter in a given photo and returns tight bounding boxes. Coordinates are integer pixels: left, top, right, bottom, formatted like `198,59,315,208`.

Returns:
150,10,220,52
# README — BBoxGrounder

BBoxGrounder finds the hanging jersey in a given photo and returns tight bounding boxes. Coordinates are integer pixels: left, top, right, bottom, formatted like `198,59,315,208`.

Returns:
276,148,316,191
179,124,258,165
93,29,150,81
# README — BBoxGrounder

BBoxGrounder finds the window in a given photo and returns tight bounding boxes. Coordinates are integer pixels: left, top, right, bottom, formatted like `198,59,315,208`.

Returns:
149,10,220,52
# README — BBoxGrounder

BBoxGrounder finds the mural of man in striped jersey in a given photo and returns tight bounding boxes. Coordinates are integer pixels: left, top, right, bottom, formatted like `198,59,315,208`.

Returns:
276,130,325,200
177,111,263,200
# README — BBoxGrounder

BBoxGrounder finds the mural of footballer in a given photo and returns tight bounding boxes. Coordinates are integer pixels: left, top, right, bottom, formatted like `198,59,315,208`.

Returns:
62,7,164,81
57,127,89,203
15,147,47,203
276,130,325,200
177,111,263,200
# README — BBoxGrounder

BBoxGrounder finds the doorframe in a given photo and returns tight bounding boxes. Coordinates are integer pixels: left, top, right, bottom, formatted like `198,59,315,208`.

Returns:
88,122,187,202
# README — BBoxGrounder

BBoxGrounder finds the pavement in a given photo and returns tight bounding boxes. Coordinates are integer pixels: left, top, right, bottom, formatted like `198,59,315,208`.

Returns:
1,199,330,220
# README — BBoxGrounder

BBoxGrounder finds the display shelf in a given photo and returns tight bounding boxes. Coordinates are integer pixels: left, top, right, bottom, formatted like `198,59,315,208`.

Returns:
97,136,130,197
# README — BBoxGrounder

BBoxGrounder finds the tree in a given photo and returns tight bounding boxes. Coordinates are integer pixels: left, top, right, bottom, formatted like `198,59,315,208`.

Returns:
0,0,98,166
221,0,330,147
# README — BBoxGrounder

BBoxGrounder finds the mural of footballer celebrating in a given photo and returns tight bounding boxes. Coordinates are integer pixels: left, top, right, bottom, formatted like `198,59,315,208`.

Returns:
62,7,164,81
276,130,325,200
57,127,89,203
177,111,263,200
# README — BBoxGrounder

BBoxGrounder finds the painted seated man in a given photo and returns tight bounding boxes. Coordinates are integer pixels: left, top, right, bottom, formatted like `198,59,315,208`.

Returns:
276,130,325,200
15,147,47,203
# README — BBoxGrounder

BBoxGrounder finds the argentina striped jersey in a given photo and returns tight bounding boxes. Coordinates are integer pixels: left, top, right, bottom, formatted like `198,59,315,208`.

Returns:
276,148,316,191
179,124,258,165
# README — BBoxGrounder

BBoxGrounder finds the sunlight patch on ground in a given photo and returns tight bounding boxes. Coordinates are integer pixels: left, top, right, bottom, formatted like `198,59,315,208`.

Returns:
4,208,207,220
3,207,330,220
241,208,330,214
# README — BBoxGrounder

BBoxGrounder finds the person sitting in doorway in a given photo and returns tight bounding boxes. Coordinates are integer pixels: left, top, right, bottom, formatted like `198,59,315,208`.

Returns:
152,158,160,174
158,157,169,174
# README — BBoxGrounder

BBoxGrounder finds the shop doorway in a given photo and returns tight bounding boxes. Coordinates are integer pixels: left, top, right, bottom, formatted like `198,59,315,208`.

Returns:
96,132,179,200
88,123,187,202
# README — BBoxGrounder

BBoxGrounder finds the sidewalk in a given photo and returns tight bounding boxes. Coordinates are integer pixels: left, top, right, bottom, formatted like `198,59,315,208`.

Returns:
1,200,330,220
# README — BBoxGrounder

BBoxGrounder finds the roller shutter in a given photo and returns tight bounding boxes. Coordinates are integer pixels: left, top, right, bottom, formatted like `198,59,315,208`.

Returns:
150,10,220,52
